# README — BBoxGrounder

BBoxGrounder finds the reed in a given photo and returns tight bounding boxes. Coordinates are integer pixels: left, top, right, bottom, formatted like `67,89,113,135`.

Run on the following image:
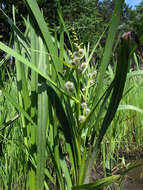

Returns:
0,0,143,189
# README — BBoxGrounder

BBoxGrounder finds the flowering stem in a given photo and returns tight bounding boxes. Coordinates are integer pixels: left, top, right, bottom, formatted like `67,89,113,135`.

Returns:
85,76,92,102
76,69,81,126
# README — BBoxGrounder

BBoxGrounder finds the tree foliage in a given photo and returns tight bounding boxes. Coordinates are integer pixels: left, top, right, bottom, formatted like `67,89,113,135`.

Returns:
0,0,143,46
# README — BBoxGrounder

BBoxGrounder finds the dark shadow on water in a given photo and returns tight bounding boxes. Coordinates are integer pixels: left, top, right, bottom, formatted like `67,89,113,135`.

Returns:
122,160,143,190
122,183,143,190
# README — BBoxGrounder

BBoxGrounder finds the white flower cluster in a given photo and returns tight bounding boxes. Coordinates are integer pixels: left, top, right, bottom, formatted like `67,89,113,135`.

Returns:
65,48,88,94
68,48,88,72
65,47,91,125
79,102,91,123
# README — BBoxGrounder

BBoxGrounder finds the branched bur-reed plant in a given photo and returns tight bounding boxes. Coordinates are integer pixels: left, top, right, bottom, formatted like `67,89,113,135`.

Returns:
0,0,143,190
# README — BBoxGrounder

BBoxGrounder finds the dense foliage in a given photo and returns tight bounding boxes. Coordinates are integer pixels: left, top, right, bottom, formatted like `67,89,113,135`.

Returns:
0,0,143,45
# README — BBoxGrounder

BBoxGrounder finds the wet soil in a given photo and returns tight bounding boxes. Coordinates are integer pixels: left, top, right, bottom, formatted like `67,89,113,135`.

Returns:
122,164,143,190
91,157,143,190
122,183,143,190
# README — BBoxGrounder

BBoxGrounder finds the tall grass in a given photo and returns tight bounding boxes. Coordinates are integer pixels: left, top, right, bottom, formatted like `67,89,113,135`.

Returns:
0,0,143,189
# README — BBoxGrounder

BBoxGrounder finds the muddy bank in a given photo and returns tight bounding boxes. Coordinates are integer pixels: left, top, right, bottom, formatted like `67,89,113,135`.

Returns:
122,183,143,190
122,163,143,190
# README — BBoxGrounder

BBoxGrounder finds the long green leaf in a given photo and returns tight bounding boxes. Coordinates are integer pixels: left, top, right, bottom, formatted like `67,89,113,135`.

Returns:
36,37,48,190
25,0,61,74
72,175,120,190
93,0,125,104
1,88,35,126
85,21,130,184
97,37,130,146
118,105,143,114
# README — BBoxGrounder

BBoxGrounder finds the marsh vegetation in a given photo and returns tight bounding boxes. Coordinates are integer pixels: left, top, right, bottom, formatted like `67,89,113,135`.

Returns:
0,0,143,189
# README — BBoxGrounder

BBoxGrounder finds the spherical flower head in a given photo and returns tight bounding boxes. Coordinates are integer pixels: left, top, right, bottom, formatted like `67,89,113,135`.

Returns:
90,80,94,85
85,108,90,115
88,73,92,78
65,81,74,92
78,48,85,59
68,50,73,57
92,70,97,78
79,115,85,123
69,57,80,66
81,102,87,108
69,59,75,66
82,87,86,92
73,49,84,60
73,48,84,59
73,54,80,65
80,62,88,71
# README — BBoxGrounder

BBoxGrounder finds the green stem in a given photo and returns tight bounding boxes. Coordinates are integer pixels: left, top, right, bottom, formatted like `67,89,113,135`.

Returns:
76,69,81,124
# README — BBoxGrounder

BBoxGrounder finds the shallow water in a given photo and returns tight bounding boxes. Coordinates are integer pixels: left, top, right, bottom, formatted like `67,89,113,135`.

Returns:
122,164,143,190
122,183,143,190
